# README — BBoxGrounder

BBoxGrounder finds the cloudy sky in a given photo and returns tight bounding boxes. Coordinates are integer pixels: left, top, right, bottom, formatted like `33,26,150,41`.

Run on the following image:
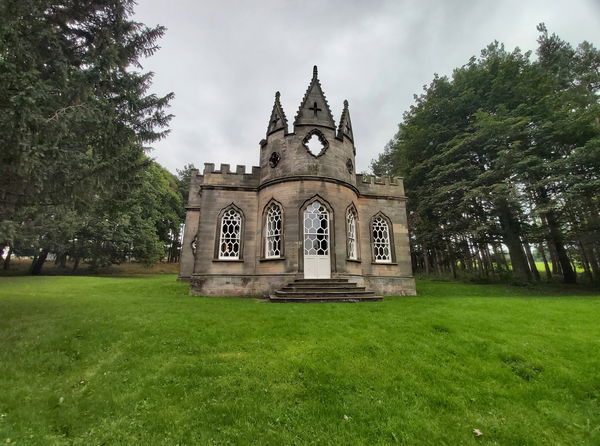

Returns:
133,0,600,175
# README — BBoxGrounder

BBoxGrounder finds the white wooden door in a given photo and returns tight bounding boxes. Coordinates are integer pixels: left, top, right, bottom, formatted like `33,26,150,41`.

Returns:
303,201,330,279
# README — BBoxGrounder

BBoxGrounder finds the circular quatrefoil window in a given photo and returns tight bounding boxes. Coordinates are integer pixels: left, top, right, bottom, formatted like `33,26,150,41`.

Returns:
302,129,328,157
269,151,281,168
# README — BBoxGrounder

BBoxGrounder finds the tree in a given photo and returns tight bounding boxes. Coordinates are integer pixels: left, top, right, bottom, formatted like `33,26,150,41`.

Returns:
176,163,197,207
0,0,174,273
373,26,600,283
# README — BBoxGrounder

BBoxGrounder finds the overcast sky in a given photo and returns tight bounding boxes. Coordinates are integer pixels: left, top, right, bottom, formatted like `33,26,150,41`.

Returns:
133,0,600,175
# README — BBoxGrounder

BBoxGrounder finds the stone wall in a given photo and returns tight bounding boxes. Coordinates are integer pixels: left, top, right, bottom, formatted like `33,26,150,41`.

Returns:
259,126,357,189
183,171,414,297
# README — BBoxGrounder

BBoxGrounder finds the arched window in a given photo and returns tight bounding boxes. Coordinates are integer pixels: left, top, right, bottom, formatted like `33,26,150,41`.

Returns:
372,215,392,263
304,201,329,256
265,202,283,258
346,206,358,260
218,207,242,259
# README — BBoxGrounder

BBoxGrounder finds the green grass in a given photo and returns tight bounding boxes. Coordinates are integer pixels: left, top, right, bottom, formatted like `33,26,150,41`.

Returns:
1,276,599,445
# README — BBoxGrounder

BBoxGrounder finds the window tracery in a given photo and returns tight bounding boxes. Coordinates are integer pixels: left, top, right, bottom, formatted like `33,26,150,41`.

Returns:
303,201,329,256
218,208,242,259
265,203,282,258
346,207,357,260
372,216,392,263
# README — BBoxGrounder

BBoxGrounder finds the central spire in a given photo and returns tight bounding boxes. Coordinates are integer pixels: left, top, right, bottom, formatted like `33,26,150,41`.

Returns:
294,65,336,130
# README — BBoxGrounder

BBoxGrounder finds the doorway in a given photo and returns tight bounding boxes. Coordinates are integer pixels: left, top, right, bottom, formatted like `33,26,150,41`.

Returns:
303,200,331,279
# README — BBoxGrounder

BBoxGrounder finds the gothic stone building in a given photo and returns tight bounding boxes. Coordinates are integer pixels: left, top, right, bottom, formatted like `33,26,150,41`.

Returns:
179,67,416,298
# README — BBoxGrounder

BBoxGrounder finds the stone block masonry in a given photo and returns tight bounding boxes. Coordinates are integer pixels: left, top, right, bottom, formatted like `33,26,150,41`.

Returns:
179,66,416,297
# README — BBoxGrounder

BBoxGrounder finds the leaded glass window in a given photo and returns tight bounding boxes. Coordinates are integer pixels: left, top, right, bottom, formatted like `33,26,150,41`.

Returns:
303,201,329,256
372,216,391,263
265,203,282,258
218,208,242,259
346,207,357,260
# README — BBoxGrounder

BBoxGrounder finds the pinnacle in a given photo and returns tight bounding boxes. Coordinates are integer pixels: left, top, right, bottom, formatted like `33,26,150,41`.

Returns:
337,99,354,142
266,90,288,136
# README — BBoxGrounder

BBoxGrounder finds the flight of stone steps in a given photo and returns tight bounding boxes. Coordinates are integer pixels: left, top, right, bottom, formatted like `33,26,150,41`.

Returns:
269,278,382,303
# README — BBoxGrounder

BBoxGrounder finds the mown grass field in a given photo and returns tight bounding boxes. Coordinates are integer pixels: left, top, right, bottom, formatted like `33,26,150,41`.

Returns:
1,275,599,445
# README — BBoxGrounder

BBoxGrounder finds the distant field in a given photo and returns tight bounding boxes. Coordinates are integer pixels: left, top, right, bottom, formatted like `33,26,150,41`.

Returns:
0,258,180,276
533,261,585,274
0,276,598,445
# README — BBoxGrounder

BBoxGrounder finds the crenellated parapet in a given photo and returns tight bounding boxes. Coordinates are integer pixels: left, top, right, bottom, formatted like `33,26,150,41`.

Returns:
186,164,261,209
199,163,261,188
355,174,405,198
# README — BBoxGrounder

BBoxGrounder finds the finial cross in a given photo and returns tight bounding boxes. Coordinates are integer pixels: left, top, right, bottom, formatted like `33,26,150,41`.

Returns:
309,101,322,117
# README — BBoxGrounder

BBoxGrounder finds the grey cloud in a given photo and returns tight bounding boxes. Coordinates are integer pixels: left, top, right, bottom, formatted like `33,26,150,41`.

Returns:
135,0,600,174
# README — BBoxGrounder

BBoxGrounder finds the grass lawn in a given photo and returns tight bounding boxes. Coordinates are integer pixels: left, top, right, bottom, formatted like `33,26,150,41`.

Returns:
1,276,599,445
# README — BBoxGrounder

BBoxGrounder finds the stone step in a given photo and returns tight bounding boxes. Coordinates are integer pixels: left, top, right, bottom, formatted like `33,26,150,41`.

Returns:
269,278,380,303
281,284,364,290
274,290,375,297
292,278,349,283
269,295,383,303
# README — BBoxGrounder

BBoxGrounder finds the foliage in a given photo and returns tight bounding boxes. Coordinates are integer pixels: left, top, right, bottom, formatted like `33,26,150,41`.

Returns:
0,0,181,272
373,25,600,283
0,275,599,444
176,163,197,207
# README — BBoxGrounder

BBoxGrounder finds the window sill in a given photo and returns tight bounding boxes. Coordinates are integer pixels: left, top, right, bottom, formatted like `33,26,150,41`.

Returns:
346,258,361,263
372,261,398,265
213,259,244,263
260,257,286,262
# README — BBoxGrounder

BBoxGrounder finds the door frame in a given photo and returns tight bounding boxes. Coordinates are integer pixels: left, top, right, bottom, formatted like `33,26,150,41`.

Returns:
299,194,335,278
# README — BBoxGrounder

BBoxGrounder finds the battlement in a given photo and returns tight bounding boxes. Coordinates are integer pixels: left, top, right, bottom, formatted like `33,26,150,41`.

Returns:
203,163,261,176
356,174,402,186
355,174,405,198
195,163,261,189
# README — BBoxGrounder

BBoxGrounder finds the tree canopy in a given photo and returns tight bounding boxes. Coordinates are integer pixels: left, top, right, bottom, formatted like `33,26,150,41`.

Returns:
372,25,600,283
0,0,182,273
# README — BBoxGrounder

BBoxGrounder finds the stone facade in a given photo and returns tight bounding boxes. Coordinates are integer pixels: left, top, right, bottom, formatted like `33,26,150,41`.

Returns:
179,67,416,297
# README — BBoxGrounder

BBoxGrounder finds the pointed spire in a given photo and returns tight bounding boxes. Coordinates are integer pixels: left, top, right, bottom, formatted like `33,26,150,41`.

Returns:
266,91,288,136
294,65,336,130
337,99,354,142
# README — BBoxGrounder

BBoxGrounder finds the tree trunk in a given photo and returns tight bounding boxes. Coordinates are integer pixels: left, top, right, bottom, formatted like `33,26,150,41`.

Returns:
523,241,540,281
411,252,418,274
548,241,561,275
3,247,12,270
588,246,600,280
538,244,552,280
474,243,484,276
72,256,80,272
496,201,531,281
481,244,493,275
446,241,456,279
578,240,593,282
433,249,442,275
31,249,48,275
543,211,576,284
423,247,431,275
493,243,508,271
481,244,493,276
